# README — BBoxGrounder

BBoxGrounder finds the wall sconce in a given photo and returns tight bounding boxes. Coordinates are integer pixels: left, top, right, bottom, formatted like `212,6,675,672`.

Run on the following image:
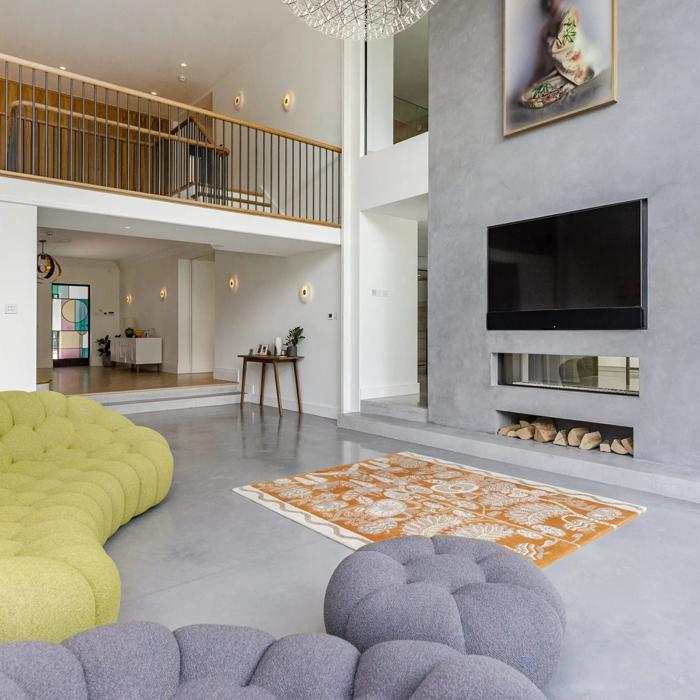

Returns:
299,284,312,303
159,287,168,301
233,92,244,111
228,276,238,290
282,91,295,113
124,293,134,305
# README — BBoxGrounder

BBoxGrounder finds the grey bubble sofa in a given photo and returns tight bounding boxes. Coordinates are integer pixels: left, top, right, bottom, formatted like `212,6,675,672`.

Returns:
325,536,566,689
0,621,547,699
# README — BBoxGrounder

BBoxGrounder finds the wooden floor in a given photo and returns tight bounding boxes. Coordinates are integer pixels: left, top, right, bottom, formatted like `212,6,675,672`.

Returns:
37,366,236,396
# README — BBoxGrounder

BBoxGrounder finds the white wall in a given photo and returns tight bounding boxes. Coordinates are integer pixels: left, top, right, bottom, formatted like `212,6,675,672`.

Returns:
366,38,395,152
119,252,183,373
191,259,215,373
214,249,341,418
359,213,418,399
0,203,37,391
210,20,342,147
37,257,121,369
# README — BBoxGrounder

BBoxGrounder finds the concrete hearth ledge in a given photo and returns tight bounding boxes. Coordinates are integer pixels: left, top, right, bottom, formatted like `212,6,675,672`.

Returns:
337,413,700,505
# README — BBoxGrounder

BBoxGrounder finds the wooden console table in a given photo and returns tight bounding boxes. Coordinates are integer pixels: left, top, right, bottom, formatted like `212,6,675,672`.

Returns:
238,355,303,416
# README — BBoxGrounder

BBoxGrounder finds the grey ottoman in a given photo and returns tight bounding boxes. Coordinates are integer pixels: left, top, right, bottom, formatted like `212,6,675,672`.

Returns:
324,536,566,689
0,621,547,699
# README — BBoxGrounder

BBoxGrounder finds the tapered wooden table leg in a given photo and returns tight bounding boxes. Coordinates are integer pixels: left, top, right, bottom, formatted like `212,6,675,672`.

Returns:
240,358,248,407
273,360,283,416
293,359,303,414
260,363,267,406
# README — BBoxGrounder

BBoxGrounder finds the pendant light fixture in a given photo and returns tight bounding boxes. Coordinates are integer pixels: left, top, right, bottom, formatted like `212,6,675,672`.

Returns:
280,0,438,41
37,239,62,282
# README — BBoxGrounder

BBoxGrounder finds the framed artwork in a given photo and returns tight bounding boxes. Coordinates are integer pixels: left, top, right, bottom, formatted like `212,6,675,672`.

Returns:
503,0,617,137
259,344,269,356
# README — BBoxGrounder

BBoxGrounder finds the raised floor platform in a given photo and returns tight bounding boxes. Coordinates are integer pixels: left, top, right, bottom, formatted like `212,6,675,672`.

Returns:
337,412,700,505
37,367,241,414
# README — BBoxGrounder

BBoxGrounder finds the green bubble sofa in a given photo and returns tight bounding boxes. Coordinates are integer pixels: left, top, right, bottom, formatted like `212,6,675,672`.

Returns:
0,391,173,644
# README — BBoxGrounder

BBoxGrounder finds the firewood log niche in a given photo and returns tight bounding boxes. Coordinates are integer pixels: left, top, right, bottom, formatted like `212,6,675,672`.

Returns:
497,417,634,457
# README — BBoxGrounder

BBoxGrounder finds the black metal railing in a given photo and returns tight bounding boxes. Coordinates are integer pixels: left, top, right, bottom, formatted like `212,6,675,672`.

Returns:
0,53,342,227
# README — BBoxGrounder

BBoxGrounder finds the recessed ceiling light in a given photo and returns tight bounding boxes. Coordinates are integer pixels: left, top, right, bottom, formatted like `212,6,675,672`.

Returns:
178,75,187,83
122,225,131,230
150,91,158,96
180,62,188,68
58,66,67,71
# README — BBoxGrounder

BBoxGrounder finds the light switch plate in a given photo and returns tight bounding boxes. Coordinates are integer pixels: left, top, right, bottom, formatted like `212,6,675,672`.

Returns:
4,304,18,314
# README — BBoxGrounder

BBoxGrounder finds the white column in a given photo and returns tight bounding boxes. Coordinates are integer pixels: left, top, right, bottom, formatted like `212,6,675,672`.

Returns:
0,202,37,391
341,40,363,414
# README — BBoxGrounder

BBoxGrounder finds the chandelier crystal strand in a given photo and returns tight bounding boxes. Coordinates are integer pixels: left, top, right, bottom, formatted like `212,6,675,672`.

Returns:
281,0,438,41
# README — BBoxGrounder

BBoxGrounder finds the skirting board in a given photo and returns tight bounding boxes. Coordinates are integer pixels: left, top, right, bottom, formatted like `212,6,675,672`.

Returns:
337,413,700,505
244,393,338,420
214,367,241,383
360,382,421,400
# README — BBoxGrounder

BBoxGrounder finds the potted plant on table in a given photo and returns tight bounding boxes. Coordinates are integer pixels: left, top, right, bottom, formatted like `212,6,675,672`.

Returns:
285,327,305,357
96,335,112,367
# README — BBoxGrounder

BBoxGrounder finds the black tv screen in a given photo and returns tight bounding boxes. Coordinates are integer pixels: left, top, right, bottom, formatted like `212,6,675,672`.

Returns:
487,200,647,331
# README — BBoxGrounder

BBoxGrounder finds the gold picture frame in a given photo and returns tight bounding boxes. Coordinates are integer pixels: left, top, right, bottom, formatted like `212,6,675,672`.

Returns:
503,0,618,137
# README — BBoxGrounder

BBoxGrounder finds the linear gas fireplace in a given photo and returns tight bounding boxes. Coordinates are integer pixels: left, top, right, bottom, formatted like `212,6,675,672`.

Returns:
499,354,639,397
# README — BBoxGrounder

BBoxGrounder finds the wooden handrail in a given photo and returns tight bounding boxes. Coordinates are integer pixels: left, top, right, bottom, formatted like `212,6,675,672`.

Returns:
0,52,341,153
9,100,230,154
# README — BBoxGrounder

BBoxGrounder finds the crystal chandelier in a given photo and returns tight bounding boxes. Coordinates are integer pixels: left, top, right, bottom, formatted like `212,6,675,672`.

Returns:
281,0,439,41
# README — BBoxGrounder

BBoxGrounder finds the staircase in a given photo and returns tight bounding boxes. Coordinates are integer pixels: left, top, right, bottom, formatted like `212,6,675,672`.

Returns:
86,383,241,415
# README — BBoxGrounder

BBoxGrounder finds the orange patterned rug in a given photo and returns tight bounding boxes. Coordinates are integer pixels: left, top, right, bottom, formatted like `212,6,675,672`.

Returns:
234,452,645,567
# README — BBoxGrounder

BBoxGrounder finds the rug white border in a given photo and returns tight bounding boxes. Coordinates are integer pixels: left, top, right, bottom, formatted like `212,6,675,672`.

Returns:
233,451,646,551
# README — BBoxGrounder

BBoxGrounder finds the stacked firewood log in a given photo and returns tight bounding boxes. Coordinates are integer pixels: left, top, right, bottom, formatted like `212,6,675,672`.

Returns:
497,417,634,456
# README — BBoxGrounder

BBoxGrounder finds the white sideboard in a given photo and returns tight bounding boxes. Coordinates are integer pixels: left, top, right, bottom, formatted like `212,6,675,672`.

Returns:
113,338,162,371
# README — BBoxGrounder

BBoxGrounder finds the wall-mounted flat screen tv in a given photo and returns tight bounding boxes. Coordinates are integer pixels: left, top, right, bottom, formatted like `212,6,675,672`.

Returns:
487,200,648,331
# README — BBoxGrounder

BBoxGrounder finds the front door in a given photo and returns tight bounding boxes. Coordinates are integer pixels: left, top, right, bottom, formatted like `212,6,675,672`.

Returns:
52,283,90,367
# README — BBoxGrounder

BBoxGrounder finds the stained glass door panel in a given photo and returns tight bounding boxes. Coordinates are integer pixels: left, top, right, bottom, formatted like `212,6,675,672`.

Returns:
52,284,90,366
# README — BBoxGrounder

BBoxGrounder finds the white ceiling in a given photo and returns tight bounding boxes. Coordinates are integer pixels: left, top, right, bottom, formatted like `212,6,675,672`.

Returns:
37,228,212,262
0,0,297,102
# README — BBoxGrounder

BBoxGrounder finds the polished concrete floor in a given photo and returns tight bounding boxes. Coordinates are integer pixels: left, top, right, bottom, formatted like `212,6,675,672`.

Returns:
107,404,700,699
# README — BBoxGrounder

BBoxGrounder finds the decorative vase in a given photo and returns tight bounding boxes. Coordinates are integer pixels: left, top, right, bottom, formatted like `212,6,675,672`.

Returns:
286,345,298,357
274,337,282,356
102,355,112,367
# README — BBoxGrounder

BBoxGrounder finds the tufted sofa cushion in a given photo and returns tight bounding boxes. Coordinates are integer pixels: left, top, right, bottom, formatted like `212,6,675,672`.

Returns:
0,391,173,644
0,622,547,699
324,536,565,689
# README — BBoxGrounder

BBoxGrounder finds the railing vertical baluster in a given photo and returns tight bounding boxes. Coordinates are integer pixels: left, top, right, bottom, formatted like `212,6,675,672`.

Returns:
157,102,161,196
285,138,288,217
136,97,141,192
93,84,97,185
146,98,151,194
312,145,315,222
44,71,48,177
18,65,23,174
167,105,172,197
69,78,73,181
203,114,208,202
31,69,36,175
262,129,265,213
254,128,258,211
277,135,280,216
57,73,61,179
331,152,335,224
126,94,130,190
105,89,109,187
81,83,86,182
247,127,251,210
116,92,120,190
292,139,296,218
3,61,7,172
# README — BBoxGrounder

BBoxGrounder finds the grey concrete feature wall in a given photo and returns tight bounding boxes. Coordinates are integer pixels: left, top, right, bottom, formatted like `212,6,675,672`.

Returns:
428,0,700,466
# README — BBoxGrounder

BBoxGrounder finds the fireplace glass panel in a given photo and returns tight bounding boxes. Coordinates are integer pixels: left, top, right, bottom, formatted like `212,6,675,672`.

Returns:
499,354,639,396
